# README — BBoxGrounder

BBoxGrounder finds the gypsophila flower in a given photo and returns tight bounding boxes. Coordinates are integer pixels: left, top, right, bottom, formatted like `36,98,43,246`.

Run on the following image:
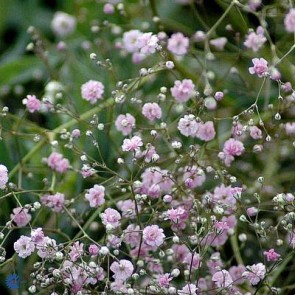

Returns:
284,9,295,33
244,27,266,52
249,58,268,77
122,30,143,53
122,136,143,152
142,102,162,121
242,263,266,285
196,121,216,141
177,115,199,137
171,79,196,102
69,241,84,262
22,95,41,113
212,270,233,288
47,152,70,173
81,80,104,104
51,11,76,37
101,208,121,228
143,225,165,248
110,259,134,281
209,37,227,50
115,114,136,135
14,236,35,258
250,126,263,139
31,228,44,244
178,283,198,294
85,184,105,208
10,207,31,227
0,164,8,189
263,249,280,262
41,192,65,212
167,32,189,56
36,237,57,259
136,32,159,55
285,122,295,135
157,273,173,288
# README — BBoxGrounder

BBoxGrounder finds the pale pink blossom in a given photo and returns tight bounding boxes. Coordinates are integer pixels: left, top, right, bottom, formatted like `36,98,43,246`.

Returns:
250,126,263,139
178,284,198,294
81,80,104,104
214,91,224,101
123,224,141,248
142,102,162,121
14,235,35,258
244,27,266,52
136,32,159,55
89,244,100,256
80,164,96,178
101,208,121,228
286,122,295,135
41,192,65,212
171,79,196,102
121,136,143,152
229,265,246,285
184,252,202,270
103,3,115,14
183,166,206,189
51,11,76,37
212,270,233,288
223,138,245,156
69,241,84,262
30,228,44,244
0,164,8,189
110,259,134,281
249,58,268,77
242,263,266,285
209,37,227,50
115,113,136,135
36,236,57,259
22,95,41,113
177,115,199,137
85,184,105,208
143,225,165,248
284,9,295,33
196,121,216,141
167,32,189,56
248,0,261,11
263,249,280,262
47,152,70,173
157,273,172,288
10,207,31,227
122,30,142,53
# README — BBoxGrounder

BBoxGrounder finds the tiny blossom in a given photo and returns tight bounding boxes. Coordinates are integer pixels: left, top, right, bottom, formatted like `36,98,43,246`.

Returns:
183,252,202,270
85,184,105,208
178,284,198,295
80,164,96,178
171,79,195,102
122,30,142,53
183,166,206,189
14,236,35,258
47,152,70,173
157,273,173,288
194,30,206,42
69,241,84,262
31,228,44,244
209,37,227,50
142,102,162,121
89,244,100,256
219,138,245,166
10,207,31,227
244,27,266,52
51,11,76,37
249,58,268,77
263,249,280,262
103,3,115,14
250,126,263,139
81,80,104,104
143,225,165,248
212,270,233,288
22,95,41,113
110,259,134,281
136,32,159,55
122,136,143,152
248,0,261,11
285,122,295,135
196,121,216,141
167,32,189,56
124,224,141,248
115,113,136,135
41,192,65,212
242,263,266,285
117,200,140,218
36,237,57,259
229,265,246,285
284,9,295,33
0,164,8,189
214,91,224,101
71,129,81,138
177,115,199,137
101,208,121,228
247,207,258,216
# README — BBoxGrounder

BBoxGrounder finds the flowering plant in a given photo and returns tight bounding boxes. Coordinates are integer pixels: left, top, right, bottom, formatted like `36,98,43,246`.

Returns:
1,0,295,294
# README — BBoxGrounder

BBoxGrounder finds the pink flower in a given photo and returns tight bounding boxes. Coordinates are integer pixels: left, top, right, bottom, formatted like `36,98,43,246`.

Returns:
212,270,233,288
117,200,140,218
167,32,189,56
177,115,199,137
178,284,198,294
223,138,245,156
209,37,227,50
286,122,295,135
51,11,76,37
249,58,268,77
250,126,263,139
85,184,105,208
89,244,100,256
80,164,96,178
47,152,70,173
103,3,114,14
36,236,57,259
242,263,266,285
263,249,280,262
229,265,246,285
142,103,162,121
122,30,142,53
115,114,136,135
214,91,224,101
22,95,41,113
41,192,65,212
196,121,216,141
136,32,159,55
110,259,134,281
171,79,195,102
0,164,8,189
184,252,202,270
101,208,121,228
157,273,172,288
30,228,44,244
10,207,31,227
183,166,206,189
284,9,295,33
81,80,104,104
123,224,141,248
121,136,143,152
69,241,84,262
142,225,165,248
248,0,261,11
71,129,81,138
14,235,35,258
247,207,258,216
244,27,266,52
